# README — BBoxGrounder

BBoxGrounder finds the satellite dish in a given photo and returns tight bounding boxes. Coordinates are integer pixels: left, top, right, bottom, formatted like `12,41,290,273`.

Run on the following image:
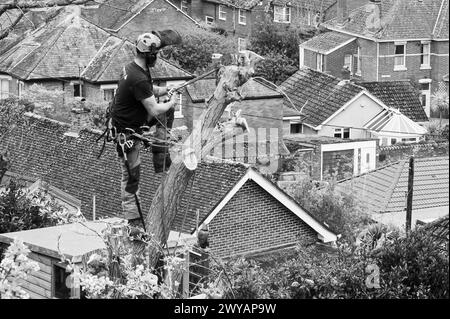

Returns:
182,147,198,171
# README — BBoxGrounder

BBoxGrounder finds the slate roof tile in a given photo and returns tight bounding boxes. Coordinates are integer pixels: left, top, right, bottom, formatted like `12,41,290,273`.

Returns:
358,81,428,122
300,31,355,54
280,68,364,127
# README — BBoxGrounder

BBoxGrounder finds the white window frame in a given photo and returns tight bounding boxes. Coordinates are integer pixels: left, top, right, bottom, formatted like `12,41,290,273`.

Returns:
219,5,226,20
238,9,246,25
316,53,324,72
18,80,24,98
334,128,350,139
419,78,432,117
420,41,431,69
290,121,303,134
205,16,215,25
0,75,11,100
394,42,407,71
356,46,362,75
100,84,118,102
180,0,189,13
238,38,247,52
273,5,291,23
344,54,353,74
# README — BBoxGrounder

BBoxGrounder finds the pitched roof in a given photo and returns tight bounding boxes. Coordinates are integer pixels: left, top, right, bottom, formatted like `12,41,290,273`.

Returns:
271,0,336,11
337,156,449,213
0,8,110,80
420,214,449,246
186,78,282,103
358,81,429,122
83,0,200,35
300,30,355,54
81,36,193,83
280,68,364,127
324,0,449,40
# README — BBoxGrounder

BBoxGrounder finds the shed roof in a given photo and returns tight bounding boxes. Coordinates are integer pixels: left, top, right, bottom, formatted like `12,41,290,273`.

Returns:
300,31,355,54
358,81,429,122
325,0,449,40
337,156,449,213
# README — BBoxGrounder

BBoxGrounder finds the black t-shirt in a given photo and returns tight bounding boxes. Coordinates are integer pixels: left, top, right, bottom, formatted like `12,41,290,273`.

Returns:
111,62,154,130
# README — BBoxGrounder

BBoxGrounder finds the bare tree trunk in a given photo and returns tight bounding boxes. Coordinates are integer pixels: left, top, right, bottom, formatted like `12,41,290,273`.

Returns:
145,52,262,266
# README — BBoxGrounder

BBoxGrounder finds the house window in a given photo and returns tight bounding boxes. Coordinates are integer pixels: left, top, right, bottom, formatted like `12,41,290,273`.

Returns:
356,46,362,75
334,128,350,139
167,81,185,118
238,38,247,52
73,83,82,97
394,43,406,70
238,9,246,25
290,122,303,134
420,42,431,68
344,54,353,74
391,138,397,145
0,75,11,100
316,53,324,72
219,5,226,20
205,16,215,25
273,5,291,23
419,79,432,116
366,153,370,164
18,81,25,98
180,0,189,13
101,84,117,102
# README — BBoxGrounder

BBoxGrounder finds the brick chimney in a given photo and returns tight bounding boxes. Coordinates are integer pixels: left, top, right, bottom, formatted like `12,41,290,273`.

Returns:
337,0,348,25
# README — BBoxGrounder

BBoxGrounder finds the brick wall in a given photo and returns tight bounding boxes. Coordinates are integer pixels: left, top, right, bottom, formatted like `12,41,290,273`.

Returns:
377,141,449,168
208,179,317,257
325,41,358,78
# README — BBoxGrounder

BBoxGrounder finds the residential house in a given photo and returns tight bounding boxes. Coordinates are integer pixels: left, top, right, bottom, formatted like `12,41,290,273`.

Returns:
0,7,194,125
81,36,193,126
280,67,428,146
0,113,337,262
169,0,260,51
300,0,449,117
281,136,378,181
0,7,111,102
81,0,201,43
337,156,449,229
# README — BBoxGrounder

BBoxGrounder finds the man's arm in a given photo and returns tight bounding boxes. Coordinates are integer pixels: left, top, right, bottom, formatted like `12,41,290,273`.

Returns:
141,94,177,121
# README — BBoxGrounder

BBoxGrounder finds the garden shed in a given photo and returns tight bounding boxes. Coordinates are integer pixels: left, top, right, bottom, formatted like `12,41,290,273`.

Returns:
0,218,121,299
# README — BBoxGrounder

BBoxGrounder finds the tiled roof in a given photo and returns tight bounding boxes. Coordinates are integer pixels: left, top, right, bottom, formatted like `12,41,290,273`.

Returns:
82,36,193,83
325,0,449,40
0,8,110,80
280,68,364,127
338,156,449,213
358,81,429,122
0,113,249,234
186,78,282,103
271,0,336,10
83,0,200,36
300,31,355,54
421,214,449,246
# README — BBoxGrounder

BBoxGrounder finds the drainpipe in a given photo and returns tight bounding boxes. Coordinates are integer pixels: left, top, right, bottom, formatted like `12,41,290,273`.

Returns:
376,42,379,81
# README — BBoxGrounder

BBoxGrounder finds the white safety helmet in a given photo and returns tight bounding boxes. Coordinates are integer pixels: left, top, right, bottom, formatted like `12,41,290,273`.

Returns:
136,33,161,53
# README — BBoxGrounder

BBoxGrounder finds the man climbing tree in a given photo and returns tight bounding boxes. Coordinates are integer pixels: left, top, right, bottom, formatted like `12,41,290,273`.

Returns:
109,31,182,227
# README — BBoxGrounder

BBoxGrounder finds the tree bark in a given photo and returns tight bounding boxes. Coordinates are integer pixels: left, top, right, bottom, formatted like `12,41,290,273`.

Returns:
145,52,262,266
